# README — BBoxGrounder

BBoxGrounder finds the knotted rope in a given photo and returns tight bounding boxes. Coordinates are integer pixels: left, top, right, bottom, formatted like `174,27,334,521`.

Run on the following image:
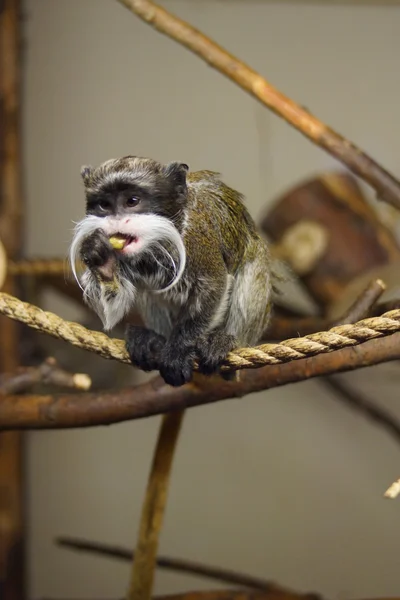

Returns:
0,292,399,373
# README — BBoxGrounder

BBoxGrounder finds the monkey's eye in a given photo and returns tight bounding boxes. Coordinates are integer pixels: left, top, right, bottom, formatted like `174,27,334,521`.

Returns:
126,196,140,208
98,200,111,212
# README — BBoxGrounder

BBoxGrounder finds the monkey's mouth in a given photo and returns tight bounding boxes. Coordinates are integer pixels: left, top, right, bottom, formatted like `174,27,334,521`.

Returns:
108,233,138,252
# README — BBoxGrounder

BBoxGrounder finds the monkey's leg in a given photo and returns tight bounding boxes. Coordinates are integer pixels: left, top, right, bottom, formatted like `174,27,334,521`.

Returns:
159,278,228,387
126,325,166,372
196,328,238,378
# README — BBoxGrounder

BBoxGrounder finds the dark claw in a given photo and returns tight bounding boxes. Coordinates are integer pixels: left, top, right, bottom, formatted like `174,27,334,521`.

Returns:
196,331,237,376
159,344,195,387
126,326,166,372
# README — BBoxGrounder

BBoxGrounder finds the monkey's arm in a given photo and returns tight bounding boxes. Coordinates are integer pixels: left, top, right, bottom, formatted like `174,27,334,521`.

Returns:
159,266,237,387
80,229,115,280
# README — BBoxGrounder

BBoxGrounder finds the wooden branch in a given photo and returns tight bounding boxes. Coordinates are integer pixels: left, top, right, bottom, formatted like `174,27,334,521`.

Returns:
127,410,184,600
384,479,400,499
117,0,400,209
0,357,91,394
332,279,385,325
56,536,278,592
2,330,400,431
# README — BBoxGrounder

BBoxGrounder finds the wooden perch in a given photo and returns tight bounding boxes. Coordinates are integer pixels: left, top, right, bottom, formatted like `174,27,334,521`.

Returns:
127,410,184,600
117,0,400,210
2,331,400,431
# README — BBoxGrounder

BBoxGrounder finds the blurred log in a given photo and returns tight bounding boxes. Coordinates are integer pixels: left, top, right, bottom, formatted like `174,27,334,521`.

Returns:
0,1,25,599
38,595,400,600
40,589,320,600
153,592,320,600
261,172,400,311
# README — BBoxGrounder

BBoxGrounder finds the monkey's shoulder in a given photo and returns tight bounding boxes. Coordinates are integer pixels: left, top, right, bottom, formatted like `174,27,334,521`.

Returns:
186,170,258,238
183,172,264,273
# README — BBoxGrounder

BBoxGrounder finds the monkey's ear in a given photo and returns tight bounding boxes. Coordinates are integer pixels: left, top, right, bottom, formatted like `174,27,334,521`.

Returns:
164,161,189,188
80,165,94,185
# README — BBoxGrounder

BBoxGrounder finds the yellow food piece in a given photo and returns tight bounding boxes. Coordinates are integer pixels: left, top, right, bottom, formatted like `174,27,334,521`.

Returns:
109,235,125,250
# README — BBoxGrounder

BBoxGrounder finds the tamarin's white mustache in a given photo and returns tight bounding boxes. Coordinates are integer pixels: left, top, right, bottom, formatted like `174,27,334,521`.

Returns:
68,213,187,330
69,213,187,294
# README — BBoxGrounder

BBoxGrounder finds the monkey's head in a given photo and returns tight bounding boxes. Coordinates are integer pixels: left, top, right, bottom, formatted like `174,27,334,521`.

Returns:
69,156,189,329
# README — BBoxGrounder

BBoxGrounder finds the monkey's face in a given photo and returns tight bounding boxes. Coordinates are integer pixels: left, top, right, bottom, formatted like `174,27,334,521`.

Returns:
69,157,188,326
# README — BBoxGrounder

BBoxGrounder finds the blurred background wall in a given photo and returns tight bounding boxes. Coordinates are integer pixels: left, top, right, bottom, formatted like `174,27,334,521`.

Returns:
22,1,400,598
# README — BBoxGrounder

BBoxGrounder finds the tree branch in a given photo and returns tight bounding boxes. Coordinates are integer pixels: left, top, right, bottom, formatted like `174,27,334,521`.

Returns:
127,410,184,600
332,279,386,325
56,536,280,592
117,0,400,209
0,357,91,394
2,331,400,431
384,479,400,499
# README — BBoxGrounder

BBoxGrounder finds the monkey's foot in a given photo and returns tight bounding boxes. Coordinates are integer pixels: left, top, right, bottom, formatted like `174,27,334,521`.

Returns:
159,344,196,387
126,326,166,372
195,331,237,377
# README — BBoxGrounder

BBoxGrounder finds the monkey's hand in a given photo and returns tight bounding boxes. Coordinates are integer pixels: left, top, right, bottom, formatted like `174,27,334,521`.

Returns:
80,229,115,280
196,329,238,379
159,341,196,388
126,325,167,372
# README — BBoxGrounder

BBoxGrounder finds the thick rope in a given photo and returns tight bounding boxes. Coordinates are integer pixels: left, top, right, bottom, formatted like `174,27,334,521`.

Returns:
0,292,400,373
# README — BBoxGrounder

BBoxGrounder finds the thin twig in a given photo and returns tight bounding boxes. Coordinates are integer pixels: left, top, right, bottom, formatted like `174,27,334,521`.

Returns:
127,410,184,600
0,357,91,394
56,536,277,592
332,279,386,325
319,278,400,446
320,278,400,489
2,331,400,431
384,479,400,499
117,0,400,210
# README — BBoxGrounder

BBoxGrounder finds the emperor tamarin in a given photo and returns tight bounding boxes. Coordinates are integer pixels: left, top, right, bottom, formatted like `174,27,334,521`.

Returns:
69,155,272,387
